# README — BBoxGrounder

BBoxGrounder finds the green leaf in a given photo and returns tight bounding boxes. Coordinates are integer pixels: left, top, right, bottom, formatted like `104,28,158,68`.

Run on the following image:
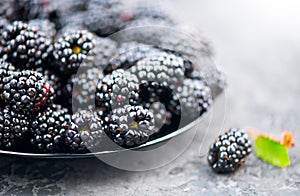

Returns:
255,136,290,167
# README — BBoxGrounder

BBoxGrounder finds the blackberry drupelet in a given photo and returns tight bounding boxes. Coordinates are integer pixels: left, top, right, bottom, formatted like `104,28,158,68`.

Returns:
207,128,252,174
53,30,94,74
0,105,30,149
30,104,70,152
66,67,103,112
104,42,161,74
0,21,53,69
1,70,55,113
95,69,139,114
104,105,155,147
65,110,104,152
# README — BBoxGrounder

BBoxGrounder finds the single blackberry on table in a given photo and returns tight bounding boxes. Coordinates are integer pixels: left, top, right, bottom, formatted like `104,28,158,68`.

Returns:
95,69,140,114
0,105,30,149
65,110,104,152
207,128,252,174
30,104,70,152
0,70,55,113
28,19,56,38
65,67,103,112
103,42,161,74
104,105,155,147
0,21,53,69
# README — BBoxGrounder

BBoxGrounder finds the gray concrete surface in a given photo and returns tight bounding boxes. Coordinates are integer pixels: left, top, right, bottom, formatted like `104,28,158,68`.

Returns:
1,0,300,195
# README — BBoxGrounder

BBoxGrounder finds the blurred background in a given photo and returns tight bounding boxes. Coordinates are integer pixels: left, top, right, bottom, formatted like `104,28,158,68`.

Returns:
0,0,299,195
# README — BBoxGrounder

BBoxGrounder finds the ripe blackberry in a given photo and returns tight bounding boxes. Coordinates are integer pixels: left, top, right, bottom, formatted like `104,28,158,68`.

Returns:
176,79,213,123
104,105,155,147
28,19,56,38
30,104,70,152
207,128,252,174
66,67,103,112
65,110,104,152
131,52,186,89
0,105,30,149
1,70,54,113
0,21,53,69
103,42,161,74
53,30,94,73
95,69,139,114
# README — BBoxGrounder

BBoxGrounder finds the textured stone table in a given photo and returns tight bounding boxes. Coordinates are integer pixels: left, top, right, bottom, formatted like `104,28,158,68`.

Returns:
1,0,300,195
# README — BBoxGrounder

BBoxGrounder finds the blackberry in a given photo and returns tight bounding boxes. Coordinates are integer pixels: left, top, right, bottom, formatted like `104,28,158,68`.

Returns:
95,69,139,114
176,79,213,123
66,67,103,112
28,19,56,38
1,70,55,113
53,30,94,73
0,105,30,149
103,42,161,74
207,128,252,174
104,105,154,147
30,104,70,152
65,110,104,152
131,52,186,89
0,21,53,69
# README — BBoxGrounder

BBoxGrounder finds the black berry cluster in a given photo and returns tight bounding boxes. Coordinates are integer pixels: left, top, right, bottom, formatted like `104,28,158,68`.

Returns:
0,0,225,153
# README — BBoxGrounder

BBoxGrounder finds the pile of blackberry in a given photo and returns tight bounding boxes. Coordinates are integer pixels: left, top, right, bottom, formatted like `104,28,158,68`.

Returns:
0,0,225,153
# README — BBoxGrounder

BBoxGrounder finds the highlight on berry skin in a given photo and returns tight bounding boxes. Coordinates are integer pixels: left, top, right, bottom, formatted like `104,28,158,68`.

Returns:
207,128,252,174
